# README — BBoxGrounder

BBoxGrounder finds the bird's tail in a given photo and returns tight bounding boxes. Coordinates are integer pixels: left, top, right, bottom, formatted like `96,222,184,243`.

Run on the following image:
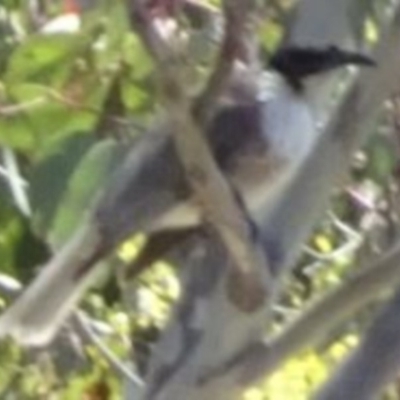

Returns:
328,47,376,68
269,45,376,84
0,221,108,346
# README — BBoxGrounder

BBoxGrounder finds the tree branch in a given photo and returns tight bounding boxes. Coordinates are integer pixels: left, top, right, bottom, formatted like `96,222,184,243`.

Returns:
242,238,400,384
194,0,256,123
313,287,400,399
125,0,272,311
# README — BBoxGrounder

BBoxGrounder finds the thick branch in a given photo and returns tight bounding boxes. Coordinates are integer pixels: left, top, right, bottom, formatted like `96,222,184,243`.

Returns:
314,288,400,400
125,0,272,311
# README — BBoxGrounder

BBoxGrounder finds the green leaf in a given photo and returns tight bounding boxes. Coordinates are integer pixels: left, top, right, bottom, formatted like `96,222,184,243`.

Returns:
48,138,127,246
5,34,83,84
29,135,96,239
0,192,22,276
0,83,101,153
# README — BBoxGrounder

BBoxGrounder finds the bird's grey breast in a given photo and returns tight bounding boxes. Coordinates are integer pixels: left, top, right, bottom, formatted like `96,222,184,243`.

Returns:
210,77,316,212
259,75,316,165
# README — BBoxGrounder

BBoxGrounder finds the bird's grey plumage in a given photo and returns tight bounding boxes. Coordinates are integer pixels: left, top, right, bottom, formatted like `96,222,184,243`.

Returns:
96,72,315,239
0,47,375,345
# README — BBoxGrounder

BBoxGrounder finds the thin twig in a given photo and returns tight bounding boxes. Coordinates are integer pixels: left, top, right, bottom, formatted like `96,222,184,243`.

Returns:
0,97,47,116
0,271,143,389
74,311,145,390
2,147,31,217
194,0,256,124
45,89,145,132
0,90,144,133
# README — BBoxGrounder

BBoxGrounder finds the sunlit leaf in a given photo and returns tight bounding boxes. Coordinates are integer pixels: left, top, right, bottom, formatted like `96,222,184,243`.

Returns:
0,83,100,152
5,34,84,84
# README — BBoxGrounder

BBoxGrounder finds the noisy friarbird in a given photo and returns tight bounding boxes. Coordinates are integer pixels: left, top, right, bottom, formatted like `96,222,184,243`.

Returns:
0,46,375,345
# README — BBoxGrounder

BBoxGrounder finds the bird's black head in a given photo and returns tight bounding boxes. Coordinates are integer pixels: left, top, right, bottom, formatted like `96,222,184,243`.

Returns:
269,45,376,92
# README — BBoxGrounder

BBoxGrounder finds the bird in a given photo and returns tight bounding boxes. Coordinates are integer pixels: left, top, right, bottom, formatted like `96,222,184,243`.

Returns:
0,45,375,346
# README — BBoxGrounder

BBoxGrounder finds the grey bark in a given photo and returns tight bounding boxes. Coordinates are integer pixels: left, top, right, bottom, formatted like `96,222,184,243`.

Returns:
314,288,400,400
